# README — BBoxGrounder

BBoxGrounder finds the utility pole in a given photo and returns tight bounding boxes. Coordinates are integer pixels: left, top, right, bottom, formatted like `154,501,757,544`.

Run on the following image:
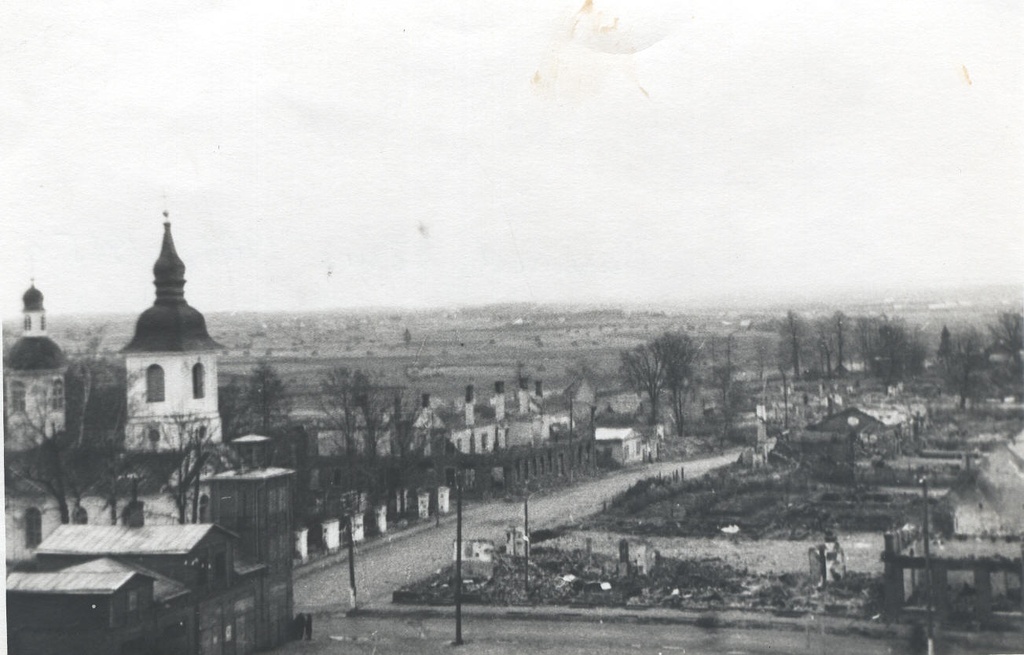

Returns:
524,494,530,595
921,477,935,655
454,467,464,646
568,395,574,482
347,512,357,612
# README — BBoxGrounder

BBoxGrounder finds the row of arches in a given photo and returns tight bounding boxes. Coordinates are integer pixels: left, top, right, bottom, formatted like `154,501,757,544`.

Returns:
146,362,205,403
7,378,63,413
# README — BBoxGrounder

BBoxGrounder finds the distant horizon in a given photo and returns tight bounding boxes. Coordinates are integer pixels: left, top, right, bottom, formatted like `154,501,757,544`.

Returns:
5,281,1020,325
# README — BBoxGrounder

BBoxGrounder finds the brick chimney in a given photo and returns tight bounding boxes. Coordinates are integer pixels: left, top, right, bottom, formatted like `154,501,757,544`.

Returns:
421,392,431,409
493,381,506,422
123,475,145,528
464,384,475,427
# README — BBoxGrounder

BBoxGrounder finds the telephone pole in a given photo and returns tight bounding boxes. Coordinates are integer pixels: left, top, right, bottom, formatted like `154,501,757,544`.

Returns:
346,512,357,612
453,468,464,646
921,477,935,655
524,494,530,595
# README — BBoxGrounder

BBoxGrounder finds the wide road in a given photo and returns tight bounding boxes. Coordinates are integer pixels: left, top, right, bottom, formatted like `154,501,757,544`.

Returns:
273,613,923,655
295,452,739,611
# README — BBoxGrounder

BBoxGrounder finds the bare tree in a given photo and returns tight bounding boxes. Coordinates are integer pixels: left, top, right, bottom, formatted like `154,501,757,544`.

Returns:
988,311,1023,395
710,334,741,447
655,331,701,436
752,335,774,385
244,360,292,435
164,414,219,524
319,367,363,458
833,311,848,375
620,341,666,425
814,316,836,378
940,328,989,410
780,310,807,379
858,316,927,386
7,350,125,526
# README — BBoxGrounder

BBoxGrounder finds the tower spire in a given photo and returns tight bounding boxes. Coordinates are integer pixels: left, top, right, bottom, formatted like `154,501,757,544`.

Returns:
153,216,186,305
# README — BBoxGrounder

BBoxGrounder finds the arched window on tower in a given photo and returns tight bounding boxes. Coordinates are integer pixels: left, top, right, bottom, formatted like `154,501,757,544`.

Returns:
72,505,88,525
146,364,165,403
25,507,42,548
11,381,27,412
192,363,205,399
40,315,45,331
24,316,30,331
51,378,64,410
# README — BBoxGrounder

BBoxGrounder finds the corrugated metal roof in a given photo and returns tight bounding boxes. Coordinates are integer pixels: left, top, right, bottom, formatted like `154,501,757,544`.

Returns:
6,570,138,595
64,558,188,603
36,524,228,556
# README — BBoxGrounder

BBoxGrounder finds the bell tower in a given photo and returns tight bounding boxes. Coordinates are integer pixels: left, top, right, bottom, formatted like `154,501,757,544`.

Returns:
122,217,223,450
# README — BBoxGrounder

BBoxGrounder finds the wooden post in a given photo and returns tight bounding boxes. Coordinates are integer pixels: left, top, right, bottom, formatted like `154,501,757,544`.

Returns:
347,514,357,612
922,478,934,655
454,470,463,646
524,494,530,596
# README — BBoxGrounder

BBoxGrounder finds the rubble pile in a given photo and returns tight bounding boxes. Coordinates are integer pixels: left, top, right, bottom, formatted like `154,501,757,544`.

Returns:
394,548,882,616
584,461,927,540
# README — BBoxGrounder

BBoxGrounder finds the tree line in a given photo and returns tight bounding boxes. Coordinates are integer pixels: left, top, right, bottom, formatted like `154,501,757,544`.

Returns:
620,309,1023,435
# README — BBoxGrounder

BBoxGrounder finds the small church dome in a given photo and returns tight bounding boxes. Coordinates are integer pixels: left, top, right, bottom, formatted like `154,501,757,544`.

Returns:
22,284,43,312
6,337,66,371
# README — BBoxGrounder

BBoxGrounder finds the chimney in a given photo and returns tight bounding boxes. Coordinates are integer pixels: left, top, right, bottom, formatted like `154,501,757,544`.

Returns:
124,475,145,528
465,384,475,427
232,435,270,473
493,381,506,422
518,377,531,414
421,392,431,409
535,380,543,398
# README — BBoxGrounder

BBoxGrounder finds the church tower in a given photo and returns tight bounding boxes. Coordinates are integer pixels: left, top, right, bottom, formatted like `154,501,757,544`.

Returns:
122,219,223,451
3,282,67,451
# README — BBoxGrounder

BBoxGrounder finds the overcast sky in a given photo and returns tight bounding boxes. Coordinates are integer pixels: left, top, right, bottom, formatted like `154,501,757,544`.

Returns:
2,0,1021,317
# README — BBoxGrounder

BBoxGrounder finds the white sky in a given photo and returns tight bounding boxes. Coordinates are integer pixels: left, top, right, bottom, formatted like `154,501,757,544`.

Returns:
2,0,1021,316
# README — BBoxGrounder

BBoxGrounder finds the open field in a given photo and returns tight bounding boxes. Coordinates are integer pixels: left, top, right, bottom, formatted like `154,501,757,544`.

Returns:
7,286,1017,414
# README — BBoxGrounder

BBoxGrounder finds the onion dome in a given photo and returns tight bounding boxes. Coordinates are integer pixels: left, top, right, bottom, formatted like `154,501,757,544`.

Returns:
22,283,44,311
121,221,222,353
6,337,66,371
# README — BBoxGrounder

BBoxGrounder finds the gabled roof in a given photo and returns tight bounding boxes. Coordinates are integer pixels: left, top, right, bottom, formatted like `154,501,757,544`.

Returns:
35,524,236,557
6,559,149,595
806,407,888,434
64,557,189,603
